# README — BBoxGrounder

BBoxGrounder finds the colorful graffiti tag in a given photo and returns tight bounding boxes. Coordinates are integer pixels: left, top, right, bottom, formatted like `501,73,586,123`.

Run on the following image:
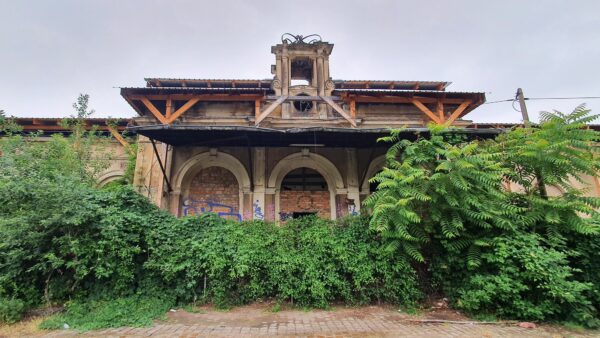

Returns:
253,200,264,220
181,198,242,221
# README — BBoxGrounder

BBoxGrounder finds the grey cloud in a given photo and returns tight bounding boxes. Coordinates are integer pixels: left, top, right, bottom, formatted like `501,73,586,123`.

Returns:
0,0,598,122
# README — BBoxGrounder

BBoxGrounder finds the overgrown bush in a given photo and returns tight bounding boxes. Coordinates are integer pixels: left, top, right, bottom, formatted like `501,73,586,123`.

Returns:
450,232,596,325
0,298,26,324
146,214,421,308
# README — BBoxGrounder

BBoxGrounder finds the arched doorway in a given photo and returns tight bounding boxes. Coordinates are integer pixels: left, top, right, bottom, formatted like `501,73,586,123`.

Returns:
360,155,387,195
267,151,345,221
279,167,330,220
172,151,251,220
182,166,241,221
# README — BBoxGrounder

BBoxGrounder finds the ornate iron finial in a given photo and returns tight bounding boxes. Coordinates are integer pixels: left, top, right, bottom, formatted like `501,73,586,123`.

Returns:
281,33,323,44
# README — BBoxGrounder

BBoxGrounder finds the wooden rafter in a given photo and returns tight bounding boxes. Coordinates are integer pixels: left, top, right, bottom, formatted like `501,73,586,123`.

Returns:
107,125,133,154
167,98,200,124
140,97,168,124
320,95,357,128
412,99,441,124
165,98,172,120
255,95,287,126
350,99,356,120
436,100,444,121
443,100,472,126
255,99,261,120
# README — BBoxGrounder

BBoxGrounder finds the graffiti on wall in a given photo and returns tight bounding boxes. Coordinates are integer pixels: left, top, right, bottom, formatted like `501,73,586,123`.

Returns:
253,200,264,220
279,212,293,221
348,204,358,216
182,198,242,221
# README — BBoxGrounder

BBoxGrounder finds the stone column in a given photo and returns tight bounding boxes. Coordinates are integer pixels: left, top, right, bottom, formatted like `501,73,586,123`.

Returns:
346,148,361,215
252,147,266,220
316,55,325,96
169,190,181,217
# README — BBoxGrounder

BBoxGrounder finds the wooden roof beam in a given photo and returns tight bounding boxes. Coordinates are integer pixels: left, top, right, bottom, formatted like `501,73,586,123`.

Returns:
444,100,472,126
167,98,201,124
255,95,287,126
412,99,441,124
140,97,168,124
320,95,357,128
107,125,133,154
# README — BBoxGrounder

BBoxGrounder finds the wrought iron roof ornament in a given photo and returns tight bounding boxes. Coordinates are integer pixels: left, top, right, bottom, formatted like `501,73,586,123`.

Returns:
281,33,323,44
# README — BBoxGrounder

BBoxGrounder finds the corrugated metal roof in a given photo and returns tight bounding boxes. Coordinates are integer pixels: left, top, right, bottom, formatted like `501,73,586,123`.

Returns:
144,78,273,82
143,78,273,89
333,88,485,95
139,78,452,91
119,86,271,91
334,80,450,91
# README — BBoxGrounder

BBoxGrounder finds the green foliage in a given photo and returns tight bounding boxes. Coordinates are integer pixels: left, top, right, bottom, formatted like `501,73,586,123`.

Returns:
39,295,173,331
0,110,22,135
146,214,421,309
366,106,600,326
364,125,514,265
571,233,600,317
491,104,600,242
452,232,596,325
0,298,26,324
0,95,160,306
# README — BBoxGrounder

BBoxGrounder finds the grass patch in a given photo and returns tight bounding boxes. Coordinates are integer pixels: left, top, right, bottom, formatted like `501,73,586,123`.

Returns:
270,302,281,313
39,295,173,331
182,304,205,314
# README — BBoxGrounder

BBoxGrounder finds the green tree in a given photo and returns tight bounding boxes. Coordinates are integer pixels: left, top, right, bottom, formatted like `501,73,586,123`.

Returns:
492,105,600,242
365,107,600,325
363,126,515,265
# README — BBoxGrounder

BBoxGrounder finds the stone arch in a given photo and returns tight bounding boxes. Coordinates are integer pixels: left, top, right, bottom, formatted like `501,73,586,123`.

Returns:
97,170,125,187
172,151,251,218
360,155,386,194
268,151,344,220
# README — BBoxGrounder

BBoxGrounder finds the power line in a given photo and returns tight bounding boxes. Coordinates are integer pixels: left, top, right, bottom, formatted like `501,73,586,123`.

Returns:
526,96,600,101
484,96,600,104
484,99,514,104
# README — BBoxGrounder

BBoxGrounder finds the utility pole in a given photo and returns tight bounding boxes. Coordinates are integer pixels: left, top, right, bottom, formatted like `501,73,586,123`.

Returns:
516,88,530,127
516,88,548,200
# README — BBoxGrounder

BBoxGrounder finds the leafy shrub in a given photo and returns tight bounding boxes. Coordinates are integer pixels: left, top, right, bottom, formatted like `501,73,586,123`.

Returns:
450,233,596,325
0,182,173,305
146,214,422,309
0,298,26,324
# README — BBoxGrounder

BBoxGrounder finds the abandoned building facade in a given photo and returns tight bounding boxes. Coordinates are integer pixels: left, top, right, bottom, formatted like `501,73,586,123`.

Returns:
119,34,494,222
13,35,598,221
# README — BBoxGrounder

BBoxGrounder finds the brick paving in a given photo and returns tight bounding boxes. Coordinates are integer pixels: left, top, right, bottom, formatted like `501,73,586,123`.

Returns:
40,305,599,338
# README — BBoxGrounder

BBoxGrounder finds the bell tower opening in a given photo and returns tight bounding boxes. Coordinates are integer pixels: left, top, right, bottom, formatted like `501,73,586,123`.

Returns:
290,57,313,87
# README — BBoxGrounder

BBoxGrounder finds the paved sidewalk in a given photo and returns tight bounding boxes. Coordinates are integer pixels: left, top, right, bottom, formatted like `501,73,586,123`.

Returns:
42,305,598,338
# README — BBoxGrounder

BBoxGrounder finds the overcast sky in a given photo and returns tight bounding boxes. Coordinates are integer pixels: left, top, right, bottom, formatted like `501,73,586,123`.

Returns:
1,0,599,123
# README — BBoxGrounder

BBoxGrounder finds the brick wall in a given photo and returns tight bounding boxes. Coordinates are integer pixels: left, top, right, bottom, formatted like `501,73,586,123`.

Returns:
184,166,240,219
280,190,330,220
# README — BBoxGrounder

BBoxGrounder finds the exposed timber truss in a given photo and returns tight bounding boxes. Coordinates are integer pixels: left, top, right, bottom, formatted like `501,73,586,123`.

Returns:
126,93,475,128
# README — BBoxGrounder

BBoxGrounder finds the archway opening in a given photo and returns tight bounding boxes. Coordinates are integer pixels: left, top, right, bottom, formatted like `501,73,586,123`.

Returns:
182,166,241,221
279,167,330,220
369,170,383,193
